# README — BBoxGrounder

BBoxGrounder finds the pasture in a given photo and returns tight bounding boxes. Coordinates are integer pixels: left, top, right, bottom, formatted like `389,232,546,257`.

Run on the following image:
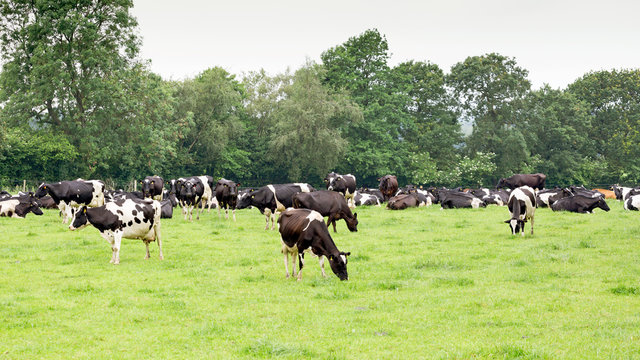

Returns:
1,202,639,359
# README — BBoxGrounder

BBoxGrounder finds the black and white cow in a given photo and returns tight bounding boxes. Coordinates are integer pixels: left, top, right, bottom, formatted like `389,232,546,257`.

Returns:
35,180,105,223
387,193,430,210
470,188,506,206
177,176,205,221
69,198,163,264
624,195,640,211
293,190,358,232
324,172,357,208
610,185,639,201
353,191,381,207
278,208,350,281
496,173,546,190
237,183,315,230
439,191,485,209
551,195,611,213
536,188,572,207
160,198,174,218
215,178,239,221
0,190,11,200
0,193,44,218
505,186,536,236
141,176,164,200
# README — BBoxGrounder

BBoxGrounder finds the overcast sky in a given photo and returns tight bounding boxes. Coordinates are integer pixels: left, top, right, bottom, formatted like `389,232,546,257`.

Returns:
130,0,640,89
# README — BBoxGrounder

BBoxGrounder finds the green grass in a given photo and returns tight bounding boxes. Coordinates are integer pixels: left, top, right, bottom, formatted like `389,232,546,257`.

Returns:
1,201,639,359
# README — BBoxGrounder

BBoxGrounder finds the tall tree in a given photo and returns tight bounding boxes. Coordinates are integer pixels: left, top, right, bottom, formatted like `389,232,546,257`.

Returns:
321,29,412,185
447,53,531,178
268,62,361,183
568,69,640,183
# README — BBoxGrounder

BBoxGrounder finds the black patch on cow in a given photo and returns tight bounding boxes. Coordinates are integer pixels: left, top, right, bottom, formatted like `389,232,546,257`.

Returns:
128,221,133,227
7,210,12,217
134,217,141,224
142,217,148,223
117,210,124,216
132,209,137,216
135,205,143,212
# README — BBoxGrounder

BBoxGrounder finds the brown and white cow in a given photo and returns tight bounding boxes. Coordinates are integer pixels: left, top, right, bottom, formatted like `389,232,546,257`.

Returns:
278,208,350,281
69,198,163,264
505,186,536,236
292,190,358,232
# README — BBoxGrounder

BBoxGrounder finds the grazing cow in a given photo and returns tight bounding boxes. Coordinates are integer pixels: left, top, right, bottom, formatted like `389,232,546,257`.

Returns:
496,173,546,190
624,195,640,211
237,183,316,230
550,195,610,213
353,191,381,207
293,190,358,232
387,193,430,210
278,208,350,281
35,180,105,223
0,193,44,218
215,178,240,221
505,186,536,236
378,175,399,202
324,172,357,208
69,198,163,264
141,176,164,200
440,191,485,209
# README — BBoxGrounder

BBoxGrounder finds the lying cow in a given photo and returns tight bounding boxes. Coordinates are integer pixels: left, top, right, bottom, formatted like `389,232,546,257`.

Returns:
278,208,350,281
536,188,571,207
439,191,485,209
387,193,430,210
69,198,163,264
293,190,358,232
505,186,536,236
0,193,44,218
353,191,381,207
624,195,640,211
550,195,610,213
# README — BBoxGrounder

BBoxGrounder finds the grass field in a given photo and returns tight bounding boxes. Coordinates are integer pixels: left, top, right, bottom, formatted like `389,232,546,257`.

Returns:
1,201,639,359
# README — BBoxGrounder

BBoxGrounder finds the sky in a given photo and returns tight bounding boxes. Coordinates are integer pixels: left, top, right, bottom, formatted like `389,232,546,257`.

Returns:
130,0,640,89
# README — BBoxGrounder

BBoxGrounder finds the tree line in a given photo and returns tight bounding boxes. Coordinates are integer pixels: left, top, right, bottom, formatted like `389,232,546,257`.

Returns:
1,1,639,190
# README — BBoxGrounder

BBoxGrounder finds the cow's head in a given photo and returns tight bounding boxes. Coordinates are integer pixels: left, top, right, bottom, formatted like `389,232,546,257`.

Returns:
328,252,350,280
597,198,611,212
69,206,90,231
237,188,256,209
141,178,153,198
345,212,358,232
35,183,48,198
504,218,525,235
324,172,338,189
26,193,43,216
496,178,506,189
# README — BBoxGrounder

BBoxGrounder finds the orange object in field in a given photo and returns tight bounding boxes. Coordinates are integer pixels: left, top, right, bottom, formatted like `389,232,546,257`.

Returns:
593,189,616,199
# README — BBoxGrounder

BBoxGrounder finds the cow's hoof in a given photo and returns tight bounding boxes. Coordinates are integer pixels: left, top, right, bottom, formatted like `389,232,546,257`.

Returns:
159,256,164,260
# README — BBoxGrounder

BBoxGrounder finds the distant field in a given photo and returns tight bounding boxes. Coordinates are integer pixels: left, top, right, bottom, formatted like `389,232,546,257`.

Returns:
1,202,639,359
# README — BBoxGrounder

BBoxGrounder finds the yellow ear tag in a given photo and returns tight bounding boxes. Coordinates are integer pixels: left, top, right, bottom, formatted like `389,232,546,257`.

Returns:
83,208,87,214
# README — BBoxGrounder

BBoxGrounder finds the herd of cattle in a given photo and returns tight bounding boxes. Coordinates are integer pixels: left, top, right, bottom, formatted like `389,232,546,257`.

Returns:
1,172,639,280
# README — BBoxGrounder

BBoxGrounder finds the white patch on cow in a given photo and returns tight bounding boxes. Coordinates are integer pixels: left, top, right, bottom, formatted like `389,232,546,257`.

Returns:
538,192,555,206
302,210,324,231
266,184,286,214
622,187,633,200
0,199,20,218
624,195,640,210
509,219,518,235
293,183,313,193
508,186,536,235
471,198,482,209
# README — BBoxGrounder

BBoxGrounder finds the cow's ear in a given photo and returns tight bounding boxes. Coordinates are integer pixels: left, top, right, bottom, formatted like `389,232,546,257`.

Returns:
83,207,87,214
329,255,334,261
504,219,510,223
353,213,357,219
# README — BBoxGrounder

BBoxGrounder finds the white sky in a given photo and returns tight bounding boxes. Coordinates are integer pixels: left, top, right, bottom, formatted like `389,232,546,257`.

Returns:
130,0,640,89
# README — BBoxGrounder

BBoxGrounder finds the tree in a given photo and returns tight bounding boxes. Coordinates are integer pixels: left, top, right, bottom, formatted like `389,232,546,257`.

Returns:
447,53,531,178
268,62,361,183
567,69,640,183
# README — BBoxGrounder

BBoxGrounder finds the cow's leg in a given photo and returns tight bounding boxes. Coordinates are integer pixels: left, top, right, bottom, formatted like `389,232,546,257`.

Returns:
155,221,164,260
271,212,277,230
232,208,236,222
144,241,151,259
319,256,327,277
296,253,304,281
264,209,272,230
282,244,292,278
112,230,123,265
100,231,116,263
217,203,221,218
225,206,229,220
530,216,534,235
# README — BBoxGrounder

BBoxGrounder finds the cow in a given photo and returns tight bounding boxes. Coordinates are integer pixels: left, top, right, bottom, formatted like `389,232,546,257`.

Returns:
0,193,44,218
378,175,398,202
160,198,173,218
496,173,546,190
141,176,164,200
439,191,485,209
470,188,506,206
37,195,58,209
293,190,358,232
592,188,616,199
278,208,350,281
611,185,636,201
550,195,610,213
105,190,144,202
177,176,205,221
324,172,357,208
536,188,572,208
35,180,105,223
357,187,384,203
353,191,381,207
505,186,536,236
68,198,163,264
215,178,239,221
0,190,10,200
568,185,604,199
624,195,640,211
387,193,430,210
237,183,315,230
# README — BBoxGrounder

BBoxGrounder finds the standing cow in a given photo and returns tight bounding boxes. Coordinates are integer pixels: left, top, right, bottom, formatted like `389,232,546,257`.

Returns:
324,172,357,208
278,208,350,281
237,183,315,230
141,176,164,200
215,178,239,221
497,173,546,190
378,175,398,202
293,190,358,232
505,186,536,236
35,180,105,223
69,198,163,264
